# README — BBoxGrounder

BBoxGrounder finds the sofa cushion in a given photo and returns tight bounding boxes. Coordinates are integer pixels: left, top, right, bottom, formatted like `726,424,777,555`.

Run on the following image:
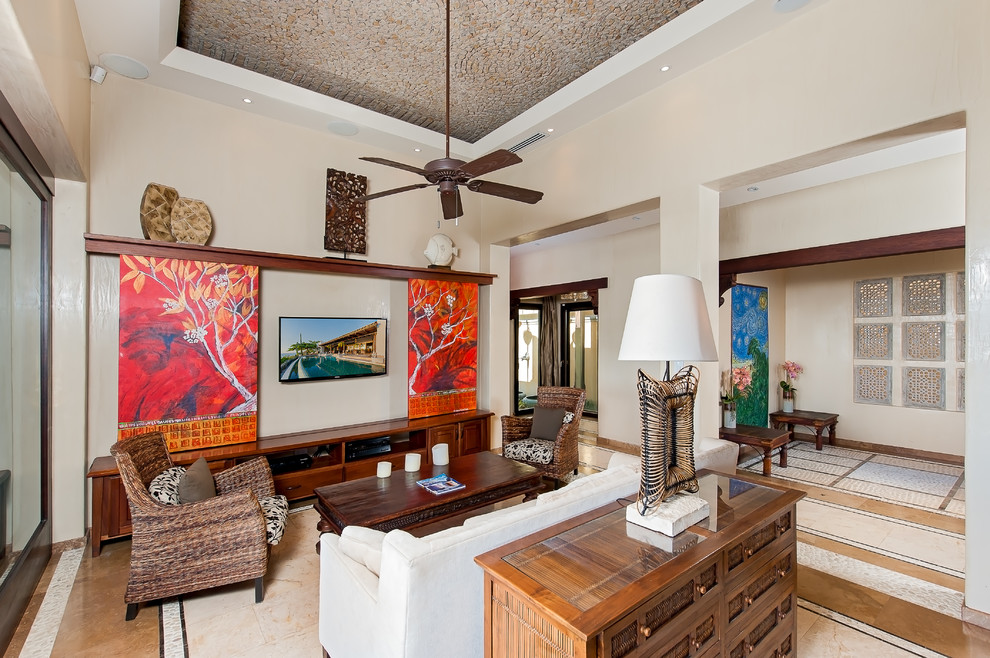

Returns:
340,526,387,576
148,466,185,505
178,457,217,503
503,437,555,464
261,495,289,545
529,406,567,440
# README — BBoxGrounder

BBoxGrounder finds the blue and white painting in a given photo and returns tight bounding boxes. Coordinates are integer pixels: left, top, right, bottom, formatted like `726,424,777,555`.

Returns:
731,285,769,426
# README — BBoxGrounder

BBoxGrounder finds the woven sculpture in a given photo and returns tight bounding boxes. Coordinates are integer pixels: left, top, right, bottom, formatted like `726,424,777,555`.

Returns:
635,366,700,514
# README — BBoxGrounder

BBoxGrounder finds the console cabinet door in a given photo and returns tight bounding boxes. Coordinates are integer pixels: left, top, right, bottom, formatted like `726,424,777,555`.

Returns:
458,418,488,456
428,425,459,460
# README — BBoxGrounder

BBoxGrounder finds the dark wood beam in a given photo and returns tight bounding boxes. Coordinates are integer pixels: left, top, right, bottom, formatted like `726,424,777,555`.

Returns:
720,227,964,276
510,277,608,300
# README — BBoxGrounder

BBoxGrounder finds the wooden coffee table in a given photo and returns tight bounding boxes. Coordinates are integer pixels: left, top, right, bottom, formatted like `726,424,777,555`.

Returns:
719,424,792,476
769,409,839,451
313,451,543,534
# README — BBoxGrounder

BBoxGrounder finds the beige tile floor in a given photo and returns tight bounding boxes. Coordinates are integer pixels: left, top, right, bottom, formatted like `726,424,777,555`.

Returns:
6,441,990,657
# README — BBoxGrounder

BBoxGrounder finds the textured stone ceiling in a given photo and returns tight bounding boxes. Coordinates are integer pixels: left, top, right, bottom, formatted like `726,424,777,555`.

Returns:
177,0,703,143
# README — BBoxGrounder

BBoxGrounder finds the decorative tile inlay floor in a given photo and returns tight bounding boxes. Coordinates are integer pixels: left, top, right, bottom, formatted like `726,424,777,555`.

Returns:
739,442,965,518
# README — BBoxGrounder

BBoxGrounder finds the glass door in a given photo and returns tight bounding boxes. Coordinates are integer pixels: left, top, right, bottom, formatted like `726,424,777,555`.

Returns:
562,303,598,415
514,304,540,413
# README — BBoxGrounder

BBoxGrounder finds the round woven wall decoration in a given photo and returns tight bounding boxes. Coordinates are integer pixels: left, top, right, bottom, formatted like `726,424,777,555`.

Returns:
139,183,179,242
169,198,213,244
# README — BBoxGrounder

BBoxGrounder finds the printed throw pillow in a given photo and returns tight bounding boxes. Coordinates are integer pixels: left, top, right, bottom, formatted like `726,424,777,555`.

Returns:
177,457,217,504
148,466,185,506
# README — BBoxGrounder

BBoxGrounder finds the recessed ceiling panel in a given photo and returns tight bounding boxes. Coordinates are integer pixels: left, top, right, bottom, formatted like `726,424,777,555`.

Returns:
177,0,702,143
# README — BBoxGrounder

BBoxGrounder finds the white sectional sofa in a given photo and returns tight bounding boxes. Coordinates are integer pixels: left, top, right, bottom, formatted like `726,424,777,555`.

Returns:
318,437,738,658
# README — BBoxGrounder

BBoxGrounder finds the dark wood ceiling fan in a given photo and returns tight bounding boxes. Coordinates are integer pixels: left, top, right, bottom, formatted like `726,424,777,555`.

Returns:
356,0,544,220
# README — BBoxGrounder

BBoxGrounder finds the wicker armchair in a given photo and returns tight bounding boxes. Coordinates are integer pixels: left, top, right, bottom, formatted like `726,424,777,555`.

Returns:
501,386,587,483
110,431,277,620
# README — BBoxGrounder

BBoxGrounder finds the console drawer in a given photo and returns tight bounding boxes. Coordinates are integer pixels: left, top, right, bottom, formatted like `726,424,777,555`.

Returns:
274,465,342,500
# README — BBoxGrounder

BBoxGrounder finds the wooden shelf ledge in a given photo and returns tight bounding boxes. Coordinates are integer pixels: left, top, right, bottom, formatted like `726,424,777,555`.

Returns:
84,233,496,285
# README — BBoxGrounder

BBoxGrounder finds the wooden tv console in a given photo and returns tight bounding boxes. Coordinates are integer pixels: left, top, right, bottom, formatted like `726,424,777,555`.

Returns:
86,409,492,557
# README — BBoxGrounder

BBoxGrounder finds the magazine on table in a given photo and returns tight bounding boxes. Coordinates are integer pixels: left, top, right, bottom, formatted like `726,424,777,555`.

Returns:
416,473,465,495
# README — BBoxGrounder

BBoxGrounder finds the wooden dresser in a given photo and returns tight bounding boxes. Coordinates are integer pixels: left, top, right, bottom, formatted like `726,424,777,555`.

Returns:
475,470,804,658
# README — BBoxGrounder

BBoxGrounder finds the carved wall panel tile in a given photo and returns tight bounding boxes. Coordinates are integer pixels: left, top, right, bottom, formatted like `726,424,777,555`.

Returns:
957,368,965,411
956,320,965,362
902,322,944,361
854,278,892,318
325,168,368,255
854,365,892,405
902,367,945,409
955,271,965,314
902,273,945,316
855,323,892,360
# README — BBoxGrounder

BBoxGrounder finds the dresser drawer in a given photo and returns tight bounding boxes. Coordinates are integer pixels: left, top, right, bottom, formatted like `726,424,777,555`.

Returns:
725,507,795,580
725,545,796,635
725,587,796,658
274,465,342,500
600,554,720,658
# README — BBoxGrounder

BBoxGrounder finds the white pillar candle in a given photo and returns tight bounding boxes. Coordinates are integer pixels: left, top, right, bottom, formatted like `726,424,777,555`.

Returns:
404,453,421,471
432,443,449,466
376,461,392,478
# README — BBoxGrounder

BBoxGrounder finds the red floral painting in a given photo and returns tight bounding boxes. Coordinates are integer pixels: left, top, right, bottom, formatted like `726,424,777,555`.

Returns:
408,279,478,418
118,256,259,451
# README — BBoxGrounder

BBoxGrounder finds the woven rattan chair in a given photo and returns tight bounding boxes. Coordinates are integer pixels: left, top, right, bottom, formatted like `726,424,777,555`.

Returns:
110,431,277,620
501,386,586,484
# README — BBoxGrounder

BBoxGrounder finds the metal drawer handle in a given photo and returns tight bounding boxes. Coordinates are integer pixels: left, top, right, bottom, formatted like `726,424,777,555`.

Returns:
285,485,301,491
640,625,651,638
778,607,790,620
744,595,753,606
745,547,754,557
697,584,707,595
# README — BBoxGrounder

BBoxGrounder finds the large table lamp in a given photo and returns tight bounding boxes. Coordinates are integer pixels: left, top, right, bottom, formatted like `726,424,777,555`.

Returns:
618,274,719,536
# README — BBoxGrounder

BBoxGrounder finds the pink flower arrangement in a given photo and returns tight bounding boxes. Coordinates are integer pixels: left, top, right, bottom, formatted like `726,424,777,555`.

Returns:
720,366,753,403
779,361,803,392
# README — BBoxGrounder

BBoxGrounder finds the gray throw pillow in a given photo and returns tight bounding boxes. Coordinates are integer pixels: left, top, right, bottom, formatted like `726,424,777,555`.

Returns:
529,406,567,441
178,457,216,503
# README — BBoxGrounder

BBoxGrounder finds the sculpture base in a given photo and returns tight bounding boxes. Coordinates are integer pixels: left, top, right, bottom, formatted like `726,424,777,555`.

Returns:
626,493,710,537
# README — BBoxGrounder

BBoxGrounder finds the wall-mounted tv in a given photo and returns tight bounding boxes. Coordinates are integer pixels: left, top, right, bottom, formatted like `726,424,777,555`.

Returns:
279,317,387,382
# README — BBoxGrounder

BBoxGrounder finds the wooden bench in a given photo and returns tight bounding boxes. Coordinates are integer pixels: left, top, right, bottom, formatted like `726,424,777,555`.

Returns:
719,424,791,476
769,409,839,451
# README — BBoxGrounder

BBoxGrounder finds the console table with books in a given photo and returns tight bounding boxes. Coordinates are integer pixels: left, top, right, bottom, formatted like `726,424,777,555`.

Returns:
87,409,492,556
476,470,804,658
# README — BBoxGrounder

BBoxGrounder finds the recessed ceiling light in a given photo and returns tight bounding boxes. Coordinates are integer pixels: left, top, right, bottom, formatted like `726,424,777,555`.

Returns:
327,120,359,136
773,0,812,12
660,65,670,72
747,186,760,192
414,148,422,152
546,128,554,133
98,53,149,79
242,98,253,104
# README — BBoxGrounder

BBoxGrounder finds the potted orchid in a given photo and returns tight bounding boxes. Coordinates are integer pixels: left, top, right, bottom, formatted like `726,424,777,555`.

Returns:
778,361,803,412
720,366,752,428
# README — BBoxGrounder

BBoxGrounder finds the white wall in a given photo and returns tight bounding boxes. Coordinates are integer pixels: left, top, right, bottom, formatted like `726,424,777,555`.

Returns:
722,252,966,456
510,222,664,447
85,75,493,460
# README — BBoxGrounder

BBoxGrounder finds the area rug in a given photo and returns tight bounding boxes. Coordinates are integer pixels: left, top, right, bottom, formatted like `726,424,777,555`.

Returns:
738,441,965,518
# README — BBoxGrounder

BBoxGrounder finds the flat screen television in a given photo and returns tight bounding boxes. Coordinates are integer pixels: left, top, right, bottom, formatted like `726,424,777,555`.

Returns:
279,317,387,382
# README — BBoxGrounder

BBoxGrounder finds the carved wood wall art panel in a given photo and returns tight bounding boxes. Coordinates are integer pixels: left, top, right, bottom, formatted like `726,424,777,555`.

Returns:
325,168,368,255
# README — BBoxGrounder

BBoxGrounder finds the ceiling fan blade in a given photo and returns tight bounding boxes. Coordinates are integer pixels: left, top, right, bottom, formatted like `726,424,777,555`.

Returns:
359,156,428,177
355,183,430,202
467,180,544,204
459,149,522,178
439,187,463,220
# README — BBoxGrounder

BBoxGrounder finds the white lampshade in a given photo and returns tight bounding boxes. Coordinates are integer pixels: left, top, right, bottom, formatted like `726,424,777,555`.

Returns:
618,274,718,362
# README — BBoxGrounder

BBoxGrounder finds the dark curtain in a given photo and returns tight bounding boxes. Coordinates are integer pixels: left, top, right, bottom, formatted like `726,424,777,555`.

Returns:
539,297,560,386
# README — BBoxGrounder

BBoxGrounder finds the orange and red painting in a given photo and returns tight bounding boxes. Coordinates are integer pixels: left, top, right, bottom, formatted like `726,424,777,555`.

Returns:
407,279,478,419
117,256,259,451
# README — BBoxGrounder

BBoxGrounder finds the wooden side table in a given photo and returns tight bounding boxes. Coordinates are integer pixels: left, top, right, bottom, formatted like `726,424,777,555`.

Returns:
719,424,791,476
769,410,839,451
